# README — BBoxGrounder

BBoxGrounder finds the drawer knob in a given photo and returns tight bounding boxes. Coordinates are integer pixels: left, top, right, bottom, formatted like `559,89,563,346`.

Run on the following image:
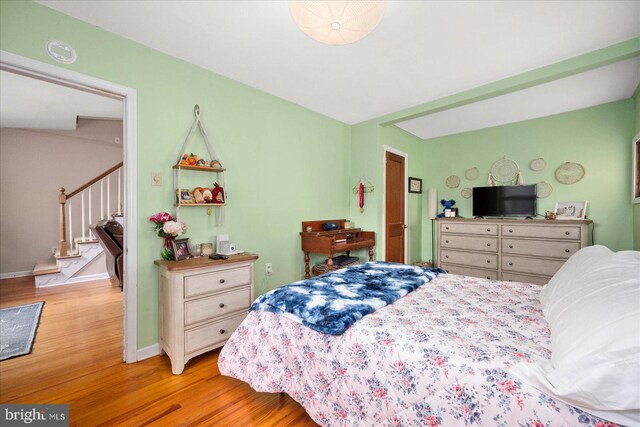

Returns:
219,303,225,308
219,329,226,334
486,243,490,247
445,240,449,243
508,245,513,248
445,227,449,230
486,260,490,264
508,229,513,233
509,262,513,266
445,255,449,259
486,228,491,232
219,279,226,284
565,231,570,235
486,276,491,279
565,249,570,253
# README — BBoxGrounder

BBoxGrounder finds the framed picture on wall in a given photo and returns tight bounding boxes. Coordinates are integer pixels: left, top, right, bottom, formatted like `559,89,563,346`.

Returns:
554,201,587,220
408,177,422,194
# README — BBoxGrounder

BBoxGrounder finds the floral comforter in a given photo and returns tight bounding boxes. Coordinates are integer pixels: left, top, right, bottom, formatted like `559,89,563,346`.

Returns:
218,274,616,427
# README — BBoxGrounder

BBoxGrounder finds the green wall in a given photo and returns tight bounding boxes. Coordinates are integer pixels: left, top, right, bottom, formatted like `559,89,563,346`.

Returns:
420,100,636,261
0,1,350,349
634,93,640,250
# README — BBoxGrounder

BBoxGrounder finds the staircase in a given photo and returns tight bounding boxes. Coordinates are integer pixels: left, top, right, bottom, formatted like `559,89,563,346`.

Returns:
32,162,124,288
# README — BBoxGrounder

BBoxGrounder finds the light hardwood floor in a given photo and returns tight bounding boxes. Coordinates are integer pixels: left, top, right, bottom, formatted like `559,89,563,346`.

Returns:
0,277,318,426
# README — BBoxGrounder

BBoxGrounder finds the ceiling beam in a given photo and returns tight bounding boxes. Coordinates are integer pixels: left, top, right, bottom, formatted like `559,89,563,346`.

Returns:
378,37,640,128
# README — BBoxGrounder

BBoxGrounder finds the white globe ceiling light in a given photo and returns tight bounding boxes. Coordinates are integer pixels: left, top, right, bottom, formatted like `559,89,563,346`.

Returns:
289,1,387,46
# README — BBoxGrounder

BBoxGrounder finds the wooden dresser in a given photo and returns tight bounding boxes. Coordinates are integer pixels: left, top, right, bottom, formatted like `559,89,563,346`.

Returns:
155,253,258,374
437,218,591,285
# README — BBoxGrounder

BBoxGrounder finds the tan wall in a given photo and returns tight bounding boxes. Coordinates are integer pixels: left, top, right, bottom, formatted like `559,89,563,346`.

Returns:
0,120,123,274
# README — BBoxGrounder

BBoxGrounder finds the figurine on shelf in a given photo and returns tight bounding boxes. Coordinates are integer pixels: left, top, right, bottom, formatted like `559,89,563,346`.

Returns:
211,182,224,203
196,158,208,167
179,153,190,165
180,153,199,166
203,188,213,203
210,160,222,169
193,187,206,204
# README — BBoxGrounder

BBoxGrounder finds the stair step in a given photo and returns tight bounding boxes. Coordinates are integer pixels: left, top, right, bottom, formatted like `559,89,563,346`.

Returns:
55,251,81,259
33,261,60,276
74,237,99,244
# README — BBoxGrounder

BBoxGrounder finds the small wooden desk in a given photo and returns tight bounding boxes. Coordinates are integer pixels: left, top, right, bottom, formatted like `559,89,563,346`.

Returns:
300,219,375,279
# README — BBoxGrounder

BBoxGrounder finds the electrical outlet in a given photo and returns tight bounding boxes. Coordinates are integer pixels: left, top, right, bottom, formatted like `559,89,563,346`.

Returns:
265,262,273,275
52,246,58,254
151,171,161,186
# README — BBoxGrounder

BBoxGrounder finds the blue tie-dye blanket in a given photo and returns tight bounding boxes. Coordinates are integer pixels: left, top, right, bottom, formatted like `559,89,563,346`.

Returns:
250,262,445,335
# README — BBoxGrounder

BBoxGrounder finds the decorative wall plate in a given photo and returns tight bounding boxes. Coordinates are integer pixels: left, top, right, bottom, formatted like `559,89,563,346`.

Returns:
445,175,460,188
464,167,480,181
536,181,553,198
461,188,473,199
490,158,519,183
555,162,585,184
530,158,546,171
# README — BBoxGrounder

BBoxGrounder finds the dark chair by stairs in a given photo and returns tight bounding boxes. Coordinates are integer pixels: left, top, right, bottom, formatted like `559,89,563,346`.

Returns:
92,220,124,290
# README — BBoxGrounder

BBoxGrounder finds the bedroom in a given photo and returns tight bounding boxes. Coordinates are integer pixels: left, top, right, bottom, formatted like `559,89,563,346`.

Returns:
0,1,638,426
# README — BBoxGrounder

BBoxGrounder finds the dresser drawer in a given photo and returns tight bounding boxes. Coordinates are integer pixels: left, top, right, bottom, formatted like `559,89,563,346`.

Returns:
440,263,498,280
440,222,498,235
185,312,246,355
502,238,580,259
185,286,252,327
441,249,498,269
501,224,581,240
184,266,251,299
501,272,550,286
502,255,565,276
441,235,498,252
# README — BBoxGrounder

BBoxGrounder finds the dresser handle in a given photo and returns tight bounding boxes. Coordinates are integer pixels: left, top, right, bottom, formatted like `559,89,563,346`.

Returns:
565,231,570,235
486,260,490,264
486,276,491,279
446,227,449,230
219,303,225,308
445,255,449,258
565,249,570,253
509,262,513,266
486,228,491,232
508,245,513,248
219,329,226,334
486,243,490,247
445,240,449,243
219,279,226,284
508,229,513,233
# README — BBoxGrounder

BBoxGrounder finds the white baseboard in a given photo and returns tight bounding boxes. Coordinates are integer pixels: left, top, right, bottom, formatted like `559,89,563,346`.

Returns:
137,343,161,361
39,272,110,288
0,271,33,279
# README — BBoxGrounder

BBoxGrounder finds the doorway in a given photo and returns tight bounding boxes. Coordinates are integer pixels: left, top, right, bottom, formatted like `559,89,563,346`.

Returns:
384,147,408,263
0,50,138,363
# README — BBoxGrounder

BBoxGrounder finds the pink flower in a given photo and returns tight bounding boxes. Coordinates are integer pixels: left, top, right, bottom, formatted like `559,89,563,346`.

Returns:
497,379,516,394
163,220,186,236
452,385,464,397
307,352,314,359
431,356,445,367
395,360,405,370
532,421,544,427
338,410,347,419
373,388,386,398
424,415,439,427
337,368,345,376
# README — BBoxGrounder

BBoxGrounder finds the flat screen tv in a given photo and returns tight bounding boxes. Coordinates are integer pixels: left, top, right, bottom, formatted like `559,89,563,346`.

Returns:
472,185,537,218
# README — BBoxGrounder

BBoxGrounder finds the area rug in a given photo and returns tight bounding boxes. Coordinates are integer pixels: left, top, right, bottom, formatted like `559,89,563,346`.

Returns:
0,301,44,361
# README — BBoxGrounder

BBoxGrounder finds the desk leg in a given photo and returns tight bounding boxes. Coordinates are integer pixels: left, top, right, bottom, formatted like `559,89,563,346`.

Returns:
304,252,310,279
368,246,374,261
327,256,334,271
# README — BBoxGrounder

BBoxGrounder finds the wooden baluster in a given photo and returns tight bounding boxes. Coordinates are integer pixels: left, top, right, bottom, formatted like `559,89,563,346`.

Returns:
81,190,86,242
58,188,68,257
100,179,104,220
68,201,73,254
89,187,93,240
107,176,111,220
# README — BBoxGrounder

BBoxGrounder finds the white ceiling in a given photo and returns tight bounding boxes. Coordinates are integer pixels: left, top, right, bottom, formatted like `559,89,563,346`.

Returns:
396,56,640,140
0,70,123,130
37,1,640,132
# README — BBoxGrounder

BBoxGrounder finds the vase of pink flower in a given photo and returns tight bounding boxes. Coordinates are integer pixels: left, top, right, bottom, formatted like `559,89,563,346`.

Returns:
149,212,187,260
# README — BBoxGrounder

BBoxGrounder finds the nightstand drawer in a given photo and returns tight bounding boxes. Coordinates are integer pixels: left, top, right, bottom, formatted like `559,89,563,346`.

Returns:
501,272,550,286
185,286,252,327
185,312,246,355
502,255,565,276
185,266,251,298
441,222,498,235
441,249,498,269
441,235,498,252
501,224,581,240
502,238,580,259
440,263,498,280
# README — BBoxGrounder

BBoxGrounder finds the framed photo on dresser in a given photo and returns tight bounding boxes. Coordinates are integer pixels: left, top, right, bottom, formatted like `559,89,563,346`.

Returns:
554,201,587,219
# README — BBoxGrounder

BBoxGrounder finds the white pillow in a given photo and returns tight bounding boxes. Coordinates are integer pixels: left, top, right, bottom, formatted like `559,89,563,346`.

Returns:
512,247,640,426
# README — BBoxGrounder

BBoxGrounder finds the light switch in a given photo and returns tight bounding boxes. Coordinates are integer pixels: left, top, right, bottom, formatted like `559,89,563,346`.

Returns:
151,171,161,186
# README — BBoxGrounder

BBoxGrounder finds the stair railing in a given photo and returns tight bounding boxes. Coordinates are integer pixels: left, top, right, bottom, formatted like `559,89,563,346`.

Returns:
58,161,124,257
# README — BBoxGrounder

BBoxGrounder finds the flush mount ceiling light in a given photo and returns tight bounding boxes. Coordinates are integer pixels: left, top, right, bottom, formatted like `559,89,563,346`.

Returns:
289,1,387,46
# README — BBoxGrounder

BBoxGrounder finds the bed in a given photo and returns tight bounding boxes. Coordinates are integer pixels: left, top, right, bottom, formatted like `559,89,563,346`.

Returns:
219,249,639,426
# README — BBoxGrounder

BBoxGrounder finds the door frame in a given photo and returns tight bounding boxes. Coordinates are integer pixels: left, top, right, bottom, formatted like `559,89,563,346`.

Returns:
382,145,408,262
1,50,138,363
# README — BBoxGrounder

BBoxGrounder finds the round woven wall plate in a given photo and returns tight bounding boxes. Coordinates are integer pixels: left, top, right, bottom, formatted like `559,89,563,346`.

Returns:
555,162,585,185
461,187,473,199
491,158,519,183
464,167,480,181
445,175,460,188
536,181,553,198
530,158,546,171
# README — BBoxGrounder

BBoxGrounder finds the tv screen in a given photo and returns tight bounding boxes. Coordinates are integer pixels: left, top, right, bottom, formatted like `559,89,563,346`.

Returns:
472,185,537,217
